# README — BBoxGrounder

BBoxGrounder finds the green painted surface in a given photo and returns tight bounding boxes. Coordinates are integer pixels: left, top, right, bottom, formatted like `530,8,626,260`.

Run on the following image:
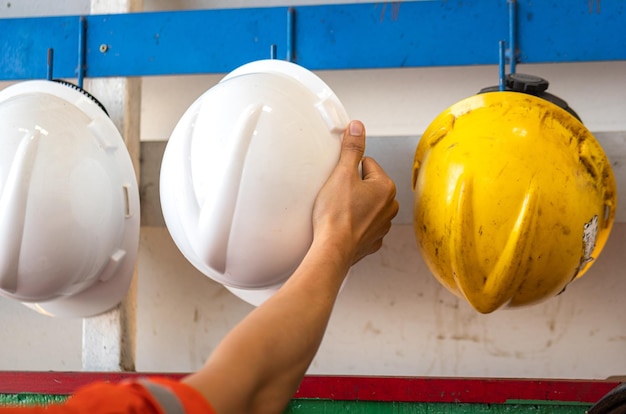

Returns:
283,400,591,413
505,399,590,406
0,394,68,406
0,394,592,413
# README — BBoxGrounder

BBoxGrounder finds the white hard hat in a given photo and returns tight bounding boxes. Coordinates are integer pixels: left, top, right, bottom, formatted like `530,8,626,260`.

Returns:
0,80,140,317
160,59,349,306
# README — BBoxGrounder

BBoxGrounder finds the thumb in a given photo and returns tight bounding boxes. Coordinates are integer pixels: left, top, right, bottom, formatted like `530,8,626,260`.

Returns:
338,120,366,171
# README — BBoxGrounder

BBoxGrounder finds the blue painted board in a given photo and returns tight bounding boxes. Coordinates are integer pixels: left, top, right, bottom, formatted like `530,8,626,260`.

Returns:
516,0,626,63
0,15,82,80
0,1,624,80
87,8,286,77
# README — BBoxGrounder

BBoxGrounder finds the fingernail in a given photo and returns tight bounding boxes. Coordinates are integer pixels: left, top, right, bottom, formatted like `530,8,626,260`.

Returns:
349,121,363,136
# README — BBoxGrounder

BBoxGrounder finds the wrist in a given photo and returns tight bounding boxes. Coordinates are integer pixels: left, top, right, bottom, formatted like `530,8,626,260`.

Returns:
310,229,355,272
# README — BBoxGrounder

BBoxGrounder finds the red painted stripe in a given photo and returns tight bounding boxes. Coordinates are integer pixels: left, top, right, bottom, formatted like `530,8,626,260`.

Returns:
0,372,185,394
0,372,620,404
294,376,621,404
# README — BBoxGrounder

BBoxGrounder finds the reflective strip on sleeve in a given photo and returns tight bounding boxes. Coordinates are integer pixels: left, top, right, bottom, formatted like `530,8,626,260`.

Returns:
139,379,186,414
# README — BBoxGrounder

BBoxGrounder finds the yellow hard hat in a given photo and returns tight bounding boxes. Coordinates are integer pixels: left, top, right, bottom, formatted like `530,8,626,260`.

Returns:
412,75,616,313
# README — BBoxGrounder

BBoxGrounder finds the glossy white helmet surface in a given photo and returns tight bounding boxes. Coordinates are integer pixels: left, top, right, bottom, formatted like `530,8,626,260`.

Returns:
0,80,140,317
160,59,349,305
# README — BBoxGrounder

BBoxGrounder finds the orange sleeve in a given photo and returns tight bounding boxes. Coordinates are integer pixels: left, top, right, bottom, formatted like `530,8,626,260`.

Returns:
142,377,217,414
0,377,215,414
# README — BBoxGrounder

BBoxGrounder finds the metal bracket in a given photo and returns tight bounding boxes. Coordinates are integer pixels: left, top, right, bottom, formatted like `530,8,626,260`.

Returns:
506,0,518,74
42,16,88,87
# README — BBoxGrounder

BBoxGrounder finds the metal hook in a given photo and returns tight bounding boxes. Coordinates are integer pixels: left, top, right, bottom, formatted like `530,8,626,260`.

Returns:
496,1,518,90
77,16,87,88
498,40,506,91
47,48,54,81
286,7,295,62
507,0,518,74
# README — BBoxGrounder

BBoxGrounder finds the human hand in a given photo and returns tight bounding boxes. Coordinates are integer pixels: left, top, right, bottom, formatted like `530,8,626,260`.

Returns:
312,120,399,265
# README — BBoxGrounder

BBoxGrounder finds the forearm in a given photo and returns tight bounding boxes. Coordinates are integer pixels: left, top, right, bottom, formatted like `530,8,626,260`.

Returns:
182,120,398,414
183,236,352,414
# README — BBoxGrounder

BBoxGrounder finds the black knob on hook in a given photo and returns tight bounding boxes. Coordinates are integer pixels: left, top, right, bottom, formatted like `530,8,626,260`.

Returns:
506,73,549,94
478,73,582,122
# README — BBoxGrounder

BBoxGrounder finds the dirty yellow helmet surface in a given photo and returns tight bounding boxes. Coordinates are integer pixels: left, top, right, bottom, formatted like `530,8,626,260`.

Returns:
412,84,616,314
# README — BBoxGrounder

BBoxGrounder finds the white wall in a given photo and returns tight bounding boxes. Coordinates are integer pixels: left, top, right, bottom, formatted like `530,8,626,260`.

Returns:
0,1,625,380
141,62,626,141
137,223,626,379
